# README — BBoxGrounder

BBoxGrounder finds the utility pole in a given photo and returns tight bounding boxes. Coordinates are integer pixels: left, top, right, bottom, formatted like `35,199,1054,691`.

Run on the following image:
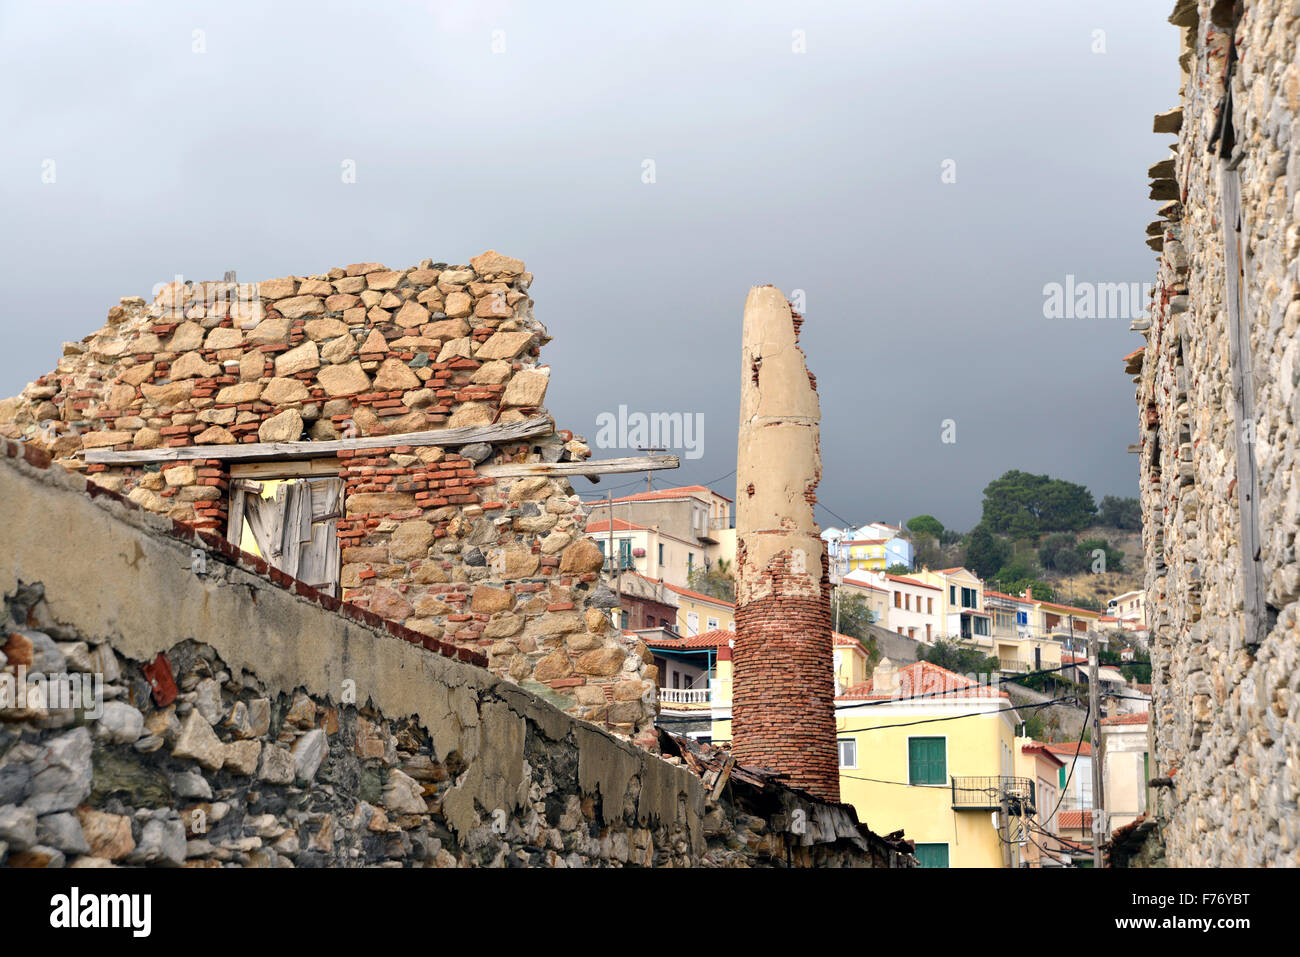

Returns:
636,445,667,492
608,490,619,608
1088,629,1105,868
1000,793,1013,868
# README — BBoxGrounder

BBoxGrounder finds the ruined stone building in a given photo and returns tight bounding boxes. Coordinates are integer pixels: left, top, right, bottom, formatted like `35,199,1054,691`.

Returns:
0,252,659,745
0,255,912,867
1128,0,1300,866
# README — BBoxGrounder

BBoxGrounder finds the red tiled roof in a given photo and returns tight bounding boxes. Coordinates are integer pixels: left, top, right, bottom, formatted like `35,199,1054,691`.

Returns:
583,517,651,533
661,581,735,609
840,577,889,594
1038,600,1101,616
587,484,732,505
1058,809,1093,830
884,574,941,591
1020,741,1067,768
644,628,733,650
1044,740,1093,757
843,538,888,546
834,632,869,648
984,589,1032,604
838,660,1009,702
1102,711,1149,726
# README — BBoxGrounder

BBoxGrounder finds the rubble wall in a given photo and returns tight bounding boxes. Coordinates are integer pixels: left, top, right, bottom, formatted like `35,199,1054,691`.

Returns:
1135,1,1300,866
0,253,656,742
0,444,905,867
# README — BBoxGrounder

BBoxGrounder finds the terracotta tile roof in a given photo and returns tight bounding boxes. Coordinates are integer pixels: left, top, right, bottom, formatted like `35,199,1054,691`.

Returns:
1044,740,1093,757
661,581,735,609
583,517,651,533
884,574,941,591
838,660,1009,702
840,577,889,594
1102,711,1150,726
984,589,1032,604
1037,600,1101,616
843,538,888,546
587,484,732,505
1057,809,1093,830
833,632,869,648
1020,742,1067,767
644,628,733,650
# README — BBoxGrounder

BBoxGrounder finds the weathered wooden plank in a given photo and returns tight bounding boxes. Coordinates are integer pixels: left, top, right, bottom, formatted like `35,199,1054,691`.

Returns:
476,454,680,479
82,415,554,465
231,458,344,479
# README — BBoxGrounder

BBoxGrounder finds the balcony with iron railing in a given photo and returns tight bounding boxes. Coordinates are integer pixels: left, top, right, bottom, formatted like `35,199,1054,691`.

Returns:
950,776,1035,813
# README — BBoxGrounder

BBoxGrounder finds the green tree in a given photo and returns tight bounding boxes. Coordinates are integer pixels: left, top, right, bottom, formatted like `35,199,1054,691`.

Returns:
963,523,1010,579
1099,495,1141,530
981,470,1098,538
885,562,911,575
1076,538,1124,574
687,558,735,602
1038,533,1078,571
832,590,877,643
918,639,1000,676
905,514,945,540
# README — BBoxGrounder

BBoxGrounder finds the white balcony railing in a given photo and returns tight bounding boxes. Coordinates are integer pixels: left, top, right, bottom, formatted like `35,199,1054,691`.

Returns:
659,688,711,705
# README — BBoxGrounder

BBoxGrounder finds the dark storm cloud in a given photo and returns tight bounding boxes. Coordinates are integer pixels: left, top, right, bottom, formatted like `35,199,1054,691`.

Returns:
0,0,1175,530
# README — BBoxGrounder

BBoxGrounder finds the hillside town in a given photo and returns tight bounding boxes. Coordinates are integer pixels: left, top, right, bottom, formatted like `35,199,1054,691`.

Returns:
0,1,1294,919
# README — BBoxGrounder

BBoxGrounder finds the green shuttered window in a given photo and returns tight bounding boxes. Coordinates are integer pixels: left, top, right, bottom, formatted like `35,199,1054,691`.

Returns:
908,737,947,785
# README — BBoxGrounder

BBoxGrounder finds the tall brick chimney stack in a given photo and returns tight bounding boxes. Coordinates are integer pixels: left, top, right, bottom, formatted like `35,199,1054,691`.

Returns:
731,285,839,802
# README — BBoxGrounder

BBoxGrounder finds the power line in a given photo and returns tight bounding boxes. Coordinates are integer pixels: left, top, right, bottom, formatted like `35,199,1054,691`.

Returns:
837,696,1077,732
834,662,1080,710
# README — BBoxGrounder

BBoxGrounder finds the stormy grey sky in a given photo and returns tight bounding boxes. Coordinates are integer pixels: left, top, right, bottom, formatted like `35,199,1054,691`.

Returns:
0,1,1175,531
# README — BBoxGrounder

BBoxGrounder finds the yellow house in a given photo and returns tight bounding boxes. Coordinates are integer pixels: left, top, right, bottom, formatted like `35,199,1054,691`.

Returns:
835,659,1028,868
909,567,990,642
833,633,874,694
663,581,734,636
843,538,889,572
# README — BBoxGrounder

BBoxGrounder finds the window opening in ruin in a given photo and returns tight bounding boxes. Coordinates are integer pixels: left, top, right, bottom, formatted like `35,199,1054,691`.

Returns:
227,465,343,595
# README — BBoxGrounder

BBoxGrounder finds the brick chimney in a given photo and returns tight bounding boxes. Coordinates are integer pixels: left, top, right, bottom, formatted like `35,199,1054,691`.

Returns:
731,285,839,801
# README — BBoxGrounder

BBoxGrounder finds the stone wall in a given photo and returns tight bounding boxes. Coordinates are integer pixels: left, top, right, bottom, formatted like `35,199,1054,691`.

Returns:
0,253,657,743
1133,0,1300,866
0,444,910,868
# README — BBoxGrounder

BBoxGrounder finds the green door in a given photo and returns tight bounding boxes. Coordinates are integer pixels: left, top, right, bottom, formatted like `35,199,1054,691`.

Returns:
914,843,950,868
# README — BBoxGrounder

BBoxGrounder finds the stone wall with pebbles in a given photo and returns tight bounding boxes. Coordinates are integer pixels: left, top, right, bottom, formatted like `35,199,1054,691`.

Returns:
0,446,905,868
1133,1,1300,866
0,252,657,744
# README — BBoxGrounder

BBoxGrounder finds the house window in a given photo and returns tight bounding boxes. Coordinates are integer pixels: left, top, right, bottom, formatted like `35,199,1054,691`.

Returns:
905,594,910,611
687,553,694,574
927,597,933,614
686,611,699,636
894,592,902,609
707,617,719,631
973,616,989,637
925,624,931,641
961,587,977,609
838,738,858,769
908,737,947,785
907,628,915,638
619,538,633,570
658,543,665,565
949,585,956,604
914,843,950,868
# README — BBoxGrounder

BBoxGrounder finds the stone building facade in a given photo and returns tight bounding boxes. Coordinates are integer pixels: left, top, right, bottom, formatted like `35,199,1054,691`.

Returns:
1132,0,1300,866
0,252,658,745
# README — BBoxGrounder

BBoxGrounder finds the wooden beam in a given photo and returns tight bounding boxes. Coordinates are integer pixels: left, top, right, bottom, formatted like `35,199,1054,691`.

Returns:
476,454,679,479
231,458,345,479
81,415,555,465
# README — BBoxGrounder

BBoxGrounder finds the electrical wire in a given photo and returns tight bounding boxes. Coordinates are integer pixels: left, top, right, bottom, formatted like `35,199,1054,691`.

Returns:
834,662,1080,710
838,696,1078,732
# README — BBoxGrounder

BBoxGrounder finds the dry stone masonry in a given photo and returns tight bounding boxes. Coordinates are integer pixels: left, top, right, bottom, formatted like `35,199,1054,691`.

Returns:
0,252,658,745
0,443,909,868
1133,1,1300,866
